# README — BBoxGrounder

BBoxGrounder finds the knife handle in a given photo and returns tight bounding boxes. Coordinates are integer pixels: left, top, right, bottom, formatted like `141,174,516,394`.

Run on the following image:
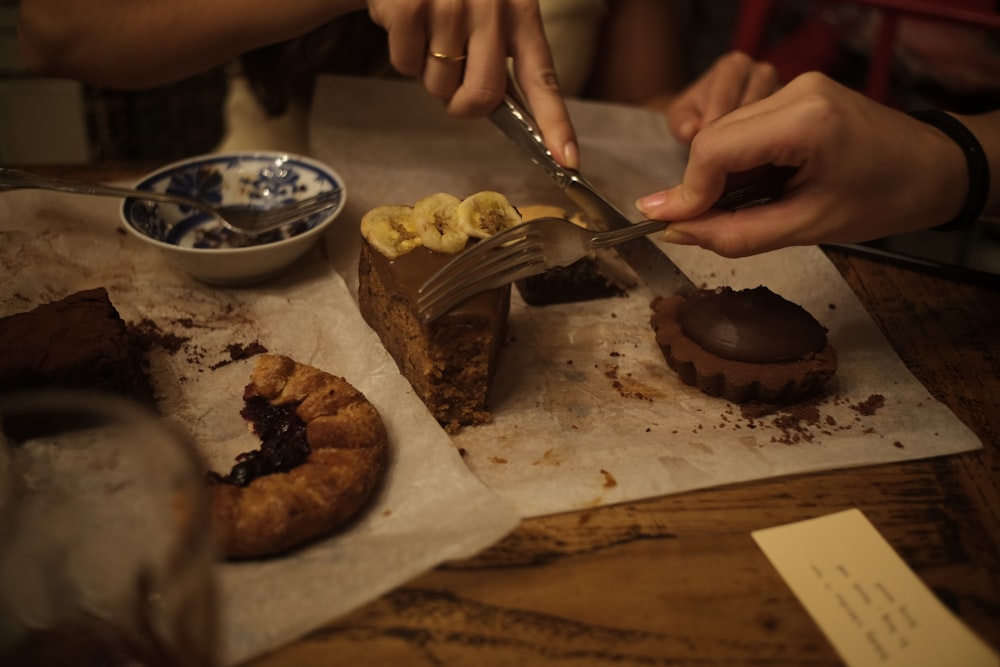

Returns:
715,164,797,210
490,95,572,188
491,95,796,210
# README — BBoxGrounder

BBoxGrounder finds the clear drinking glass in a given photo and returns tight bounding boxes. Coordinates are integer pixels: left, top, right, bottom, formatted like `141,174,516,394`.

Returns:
0,390,217,666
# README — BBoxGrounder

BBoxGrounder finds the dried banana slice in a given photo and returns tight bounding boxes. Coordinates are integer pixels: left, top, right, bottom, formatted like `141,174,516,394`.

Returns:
456,191,522,239
413,193,468,254
360,205,422,259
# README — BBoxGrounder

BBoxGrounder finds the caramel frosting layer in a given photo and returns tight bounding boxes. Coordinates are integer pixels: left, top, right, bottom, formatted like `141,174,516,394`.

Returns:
366,242,508,324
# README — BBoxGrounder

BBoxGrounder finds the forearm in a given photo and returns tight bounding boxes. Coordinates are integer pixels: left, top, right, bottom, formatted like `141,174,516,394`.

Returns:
18,0,366,88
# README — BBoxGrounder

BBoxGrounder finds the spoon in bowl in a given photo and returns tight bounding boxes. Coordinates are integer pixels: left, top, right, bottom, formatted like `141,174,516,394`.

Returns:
0,167,343,235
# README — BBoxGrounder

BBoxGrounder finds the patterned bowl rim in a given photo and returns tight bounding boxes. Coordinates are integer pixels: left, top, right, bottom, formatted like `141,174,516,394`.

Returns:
120,151,347,254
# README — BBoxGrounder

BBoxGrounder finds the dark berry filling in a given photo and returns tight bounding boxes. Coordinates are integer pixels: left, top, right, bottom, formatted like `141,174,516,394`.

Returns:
213,396,311,486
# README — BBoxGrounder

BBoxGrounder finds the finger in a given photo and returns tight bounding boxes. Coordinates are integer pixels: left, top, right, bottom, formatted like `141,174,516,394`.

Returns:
445,1,506,116
638,104,808,220
507,3,578,168
666,90,705,144
739,62,781,106
378,2,428,78
712,70,836,128
422,0,468,101
700,55,753,126
663,196,822,258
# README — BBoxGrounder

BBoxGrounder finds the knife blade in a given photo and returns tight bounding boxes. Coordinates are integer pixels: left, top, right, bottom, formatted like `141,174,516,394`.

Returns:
489,95,695,297
489,94,794,297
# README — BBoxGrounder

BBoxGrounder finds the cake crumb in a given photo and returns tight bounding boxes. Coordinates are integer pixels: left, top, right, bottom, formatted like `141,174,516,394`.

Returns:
850,394,886,416
210,341,269,370
131,318,189,353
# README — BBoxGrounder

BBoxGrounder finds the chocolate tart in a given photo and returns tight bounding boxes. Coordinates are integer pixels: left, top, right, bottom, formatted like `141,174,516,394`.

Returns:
651,286,837,404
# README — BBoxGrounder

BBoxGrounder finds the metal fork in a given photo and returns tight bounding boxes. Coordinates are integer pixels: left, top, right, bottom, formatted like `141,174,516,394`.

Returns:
0,167,343,235
417,217,667,322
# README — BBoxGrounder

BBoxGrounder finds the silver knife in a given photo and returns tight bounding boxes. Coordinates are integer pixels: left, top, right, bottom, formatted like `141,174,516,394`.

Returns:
489,95,793,297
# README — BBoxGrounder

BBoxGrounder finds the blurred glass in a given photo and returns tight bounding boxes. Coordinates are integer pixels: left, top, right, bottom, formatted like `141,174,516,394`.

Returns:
0,390,217,666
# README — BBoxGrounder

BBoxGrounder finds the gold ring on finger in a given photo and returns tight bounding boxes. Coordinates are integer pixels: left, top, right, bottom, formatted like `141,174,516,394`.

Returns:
427,50,467,63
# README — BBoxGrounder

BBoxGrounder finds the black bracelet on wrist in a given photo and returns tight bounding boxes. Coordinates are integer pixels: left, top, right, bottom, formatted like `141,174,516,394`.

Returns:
909,109,990,232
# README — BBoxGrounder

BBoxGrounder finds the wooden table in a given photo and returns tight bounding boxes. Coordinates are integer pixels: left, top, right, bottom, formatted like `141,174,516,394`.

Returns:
29,163,1000,666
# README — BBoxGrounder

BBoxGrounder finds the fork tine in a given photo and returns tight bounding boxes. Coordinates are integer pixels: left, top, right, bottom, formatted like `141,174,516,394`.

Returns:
418,239,538,305
250,188,344,231
418,254,547,322
286,188,343,216
419,216,579,294
417,225,539,297
418,242,544,307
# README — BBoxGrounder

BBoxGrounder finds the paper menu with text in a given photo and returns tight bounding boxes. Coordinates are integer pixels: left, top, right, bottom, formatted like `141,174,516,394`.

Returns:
752,509,999,667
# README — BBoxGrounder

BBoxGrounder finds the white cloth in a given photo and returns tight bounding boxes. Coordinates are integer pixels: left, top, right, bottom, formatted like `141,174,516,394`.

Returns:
214,74,311,155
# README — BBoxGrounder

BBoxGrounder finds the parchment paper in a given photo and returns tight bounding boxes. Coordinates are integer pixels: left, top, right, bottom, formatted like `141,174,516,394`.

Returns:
311,75,982,518
0,191,520,666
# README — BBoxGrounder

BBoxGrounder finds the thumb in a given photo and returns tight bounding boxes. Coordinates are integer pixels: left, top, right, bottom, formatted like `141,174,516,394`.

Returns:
635,180,723,221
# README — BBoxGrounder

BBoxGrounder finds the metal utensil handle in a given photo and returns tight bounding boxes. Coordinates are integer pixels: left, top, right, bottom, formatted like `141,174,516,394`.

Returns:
490,99,796,213
490,96,627,228
489,96,574,189
0,167,208,211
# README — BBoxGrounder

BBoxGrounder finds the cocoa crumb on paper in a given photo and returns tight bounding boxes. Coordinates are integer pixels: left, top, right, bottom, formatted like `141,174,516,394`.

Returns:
769,408,820,445
726,392,893,446
130,315,269,375
130,317,212,368
130,318,190,354
603,363,655,402
734,398,826,445
175,317,212,330
850,393,885,416
533,449,562,467
209,341,269,370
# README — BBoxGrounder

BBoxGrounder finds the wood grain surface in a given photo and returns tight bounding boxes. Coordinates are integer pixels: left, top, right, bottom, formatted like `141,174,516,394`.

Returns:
23,163,999,666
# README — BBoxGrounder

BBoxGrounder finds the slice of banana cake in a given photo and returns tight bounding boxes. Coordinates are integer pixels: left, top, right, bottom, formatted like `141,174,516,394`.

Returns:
357,192,518,432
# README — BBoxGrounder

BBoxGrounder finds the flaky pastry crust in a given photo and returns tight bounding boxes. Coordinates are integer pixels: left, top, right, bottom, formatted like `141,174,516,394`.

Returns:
210,354,389,558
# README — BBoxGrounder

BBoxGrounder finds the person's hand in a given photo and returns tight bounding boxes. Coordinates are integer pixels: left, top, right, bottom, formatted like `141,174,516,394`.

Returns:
666,50,781,144
636,72,969,258
368,0,579,168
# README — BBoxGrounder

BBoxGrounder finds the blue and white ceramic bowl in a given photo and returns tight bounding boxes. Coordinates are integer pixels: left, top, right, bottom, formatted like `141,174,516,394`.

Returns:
121,152,346,285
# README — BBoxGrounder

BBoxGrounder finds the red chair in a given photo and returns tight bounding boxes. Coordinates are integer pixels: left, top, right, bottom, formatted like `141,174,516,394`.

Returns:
731,0,1000,102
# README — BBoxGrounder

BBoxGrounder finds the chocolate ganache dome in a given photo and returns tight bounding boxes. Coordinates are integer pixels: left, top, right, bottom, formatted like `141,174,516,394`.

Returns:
678,286,827,363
